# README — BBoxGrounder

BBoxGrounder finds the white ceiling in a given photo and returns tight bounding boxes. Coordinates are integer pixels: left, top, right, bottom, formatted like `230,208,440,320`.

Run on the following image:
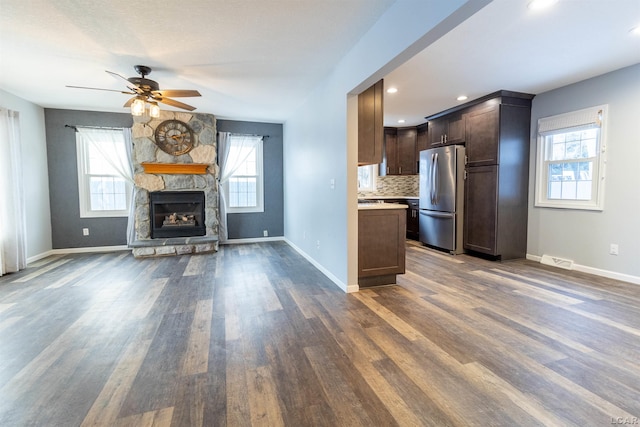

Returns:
384,0,640,126
1,0,639,126
0,0,395,122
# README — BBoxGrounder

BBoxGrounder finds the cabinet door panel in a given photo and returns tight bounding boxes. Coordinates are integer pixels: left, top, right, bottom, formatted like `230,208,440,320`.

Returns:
397,127,417,174
380,128,398,175
465,104,499,166
428,118,446,146
445,113,465,144
358,79,384,165
406,199,419,239
416,124,429,153
464,165,498,255
358,209,406,277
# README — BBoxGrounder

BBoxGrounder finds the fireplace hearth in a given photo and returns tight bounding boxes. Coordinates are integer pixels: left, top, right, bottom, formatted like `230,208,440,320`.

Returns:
150,191,206,239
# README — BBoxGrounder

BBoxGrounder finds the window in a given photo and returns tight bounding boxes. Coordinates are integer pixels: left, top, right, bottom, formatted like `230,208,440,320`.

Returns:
225,135,263,213
535,105,607,210
358,164,376,192
76,128,132,218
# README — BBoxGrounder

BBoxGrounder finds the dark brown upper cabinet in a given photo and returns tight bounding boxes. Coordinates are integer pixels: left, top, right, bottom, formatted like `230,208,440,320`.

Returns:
358,79,384,165
380,126,417,175
397,127,417,175
427,111,465,147
379,127,398,175
416,123,429,152
464,103,500,167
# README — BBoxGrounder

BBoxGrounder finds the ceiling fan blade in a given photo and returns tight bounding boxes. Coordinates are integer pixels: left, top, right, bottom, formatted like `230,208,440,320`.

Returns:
106,70,141,93
152,89,201,98
156,97,197,111
105,70,130,83
66,85,135,95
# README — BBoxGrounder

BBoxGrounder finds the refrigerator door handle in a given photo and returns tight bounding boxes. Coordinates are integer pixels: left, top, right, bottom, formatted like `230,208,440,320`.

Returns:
420,210,454,219
433,152,439,205
430,153,436,204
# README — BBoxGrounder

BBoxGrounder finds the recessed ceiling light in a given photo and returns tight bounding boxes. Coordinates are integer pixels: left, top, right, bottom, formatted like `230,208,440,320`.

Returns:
398,119,406,124
386,87,398,94
527,0,558,11
630,25,640,36
457,95,468,101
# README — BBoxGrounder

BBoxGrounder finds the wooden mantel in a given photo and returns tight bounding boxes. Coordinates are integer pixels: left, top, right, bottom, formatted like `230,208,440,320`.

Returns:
141,162,209,175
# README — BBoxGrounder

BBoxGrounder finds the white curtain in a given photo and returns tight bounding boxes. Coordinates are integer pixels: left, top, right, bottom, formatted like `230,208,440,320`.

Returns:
0,109,27,276
217,132,262,242
76,127,136,244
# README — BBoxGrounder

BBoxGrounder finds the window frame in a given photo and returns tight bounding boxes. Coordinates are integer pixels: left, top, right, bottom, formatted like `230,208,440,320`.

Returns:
224,136,264,214
534,105,607,211
76,129,132,218
357,164,377,193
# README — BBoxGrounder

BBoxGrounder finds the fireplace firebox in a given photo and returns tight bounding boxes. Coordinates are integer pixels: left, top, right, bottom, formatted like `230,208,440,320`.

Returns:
150,191,206,239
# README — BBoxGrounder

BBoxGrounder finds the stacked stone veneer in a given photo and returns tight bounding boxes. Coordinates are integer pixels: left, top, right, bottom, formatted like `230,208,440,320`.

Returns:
131,111,219,257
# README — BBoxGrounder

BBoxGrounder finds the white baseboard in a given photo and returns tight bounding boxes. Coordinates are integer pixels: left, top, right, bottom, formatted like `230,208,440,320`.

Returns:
220,236,285,245
284,238,353,293
27,245,130,263
526,253,640,285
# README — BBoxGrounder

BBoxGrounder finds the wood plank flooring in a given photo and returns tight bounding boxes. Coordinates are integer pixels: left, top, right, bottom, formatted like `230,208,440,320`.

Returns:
0,241,638,426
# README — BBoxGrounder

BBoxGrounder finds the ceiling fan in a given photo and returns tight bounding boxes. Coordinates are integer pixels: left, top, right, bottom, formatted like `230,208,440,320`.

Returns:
67,65,201,111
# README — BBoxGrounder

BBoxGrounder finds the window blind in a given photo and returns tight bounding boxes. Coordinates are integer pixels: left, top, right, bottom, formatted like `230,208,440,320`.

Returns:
538,105,606,134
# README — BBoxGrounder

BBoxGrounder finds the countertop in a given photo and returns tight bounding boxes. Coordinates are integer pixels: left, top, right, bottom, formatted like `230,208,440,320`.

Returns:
359,196,418,200
358,203,408,210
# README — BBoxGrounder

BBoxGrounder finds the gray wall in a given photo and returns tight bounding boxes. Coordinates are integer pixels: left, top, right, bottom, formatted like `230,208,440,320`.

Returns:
44,109,133,249
527,63,640,280
217,120,284,239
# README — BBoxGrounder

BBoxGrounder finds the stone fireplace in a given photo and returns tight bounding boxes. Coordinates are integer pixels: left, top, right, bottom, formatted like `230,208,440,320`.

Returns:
130,111,219,257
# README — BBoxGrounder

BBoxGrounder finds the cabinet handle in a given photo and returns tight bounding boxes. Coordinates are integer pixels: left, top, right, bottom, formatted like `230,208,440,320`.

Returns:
399,166,402,174
465,155,468,165
444,134,448,143
464,170,468,180
440,135,444,144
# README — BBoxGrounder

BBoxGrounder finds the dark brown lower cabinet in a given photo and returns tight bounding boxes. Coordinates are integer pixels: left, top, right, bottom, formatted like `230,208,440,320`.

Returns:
464,163,529,260
406,199,419,240
358,207,406,287
464,165,498,255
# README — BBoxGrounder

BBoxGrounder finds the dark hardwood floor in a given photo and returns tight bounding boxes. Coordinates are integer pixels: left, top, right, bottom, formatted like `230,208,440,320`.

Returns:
0,241,638,426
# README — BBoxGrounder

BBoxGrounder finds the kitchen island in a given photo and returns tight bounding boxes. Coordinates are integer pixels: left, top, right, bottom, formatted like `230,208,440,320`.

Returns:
358,202,407,287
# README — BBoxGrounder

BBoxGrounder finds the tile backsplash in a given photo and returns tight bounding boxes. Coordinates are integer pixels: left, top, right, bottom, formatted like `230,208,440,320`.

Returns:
358,175,419,198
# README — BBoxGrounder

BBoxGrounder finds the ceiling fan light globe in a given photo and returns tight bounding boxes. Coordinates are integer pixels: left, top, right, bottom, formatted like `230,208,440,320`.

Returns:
131,98,146,116
149,102,161,118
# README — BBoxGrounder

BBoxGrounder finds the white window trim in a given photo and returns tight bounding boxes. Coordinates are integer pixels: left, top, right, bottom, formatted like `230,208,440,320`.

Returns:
358,164,377,193
76,131,131,218
225,138,264,214
534,105,607,211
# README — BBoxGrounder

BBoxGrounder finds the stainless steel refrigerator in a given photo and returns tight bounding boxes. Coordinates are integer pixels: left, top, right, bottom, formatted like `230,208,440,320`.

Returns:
419,145,465,254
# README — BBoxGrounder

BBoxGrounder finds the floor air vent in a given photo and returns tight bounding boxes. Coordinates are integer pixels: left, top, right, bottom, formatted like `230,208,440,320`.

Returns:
540,254,574,270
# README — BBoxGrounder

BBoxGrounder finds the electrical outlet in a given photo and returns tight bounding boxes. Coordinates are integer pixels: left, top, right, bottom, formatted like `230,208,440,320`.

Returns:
609,243,619,255
82,228,89,236
263,230,268,237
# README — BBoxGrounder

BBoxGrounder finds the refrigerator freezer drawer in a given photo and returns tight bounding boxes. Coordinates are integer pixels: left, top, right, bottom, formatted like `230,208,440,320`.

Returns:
419,210,456,252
